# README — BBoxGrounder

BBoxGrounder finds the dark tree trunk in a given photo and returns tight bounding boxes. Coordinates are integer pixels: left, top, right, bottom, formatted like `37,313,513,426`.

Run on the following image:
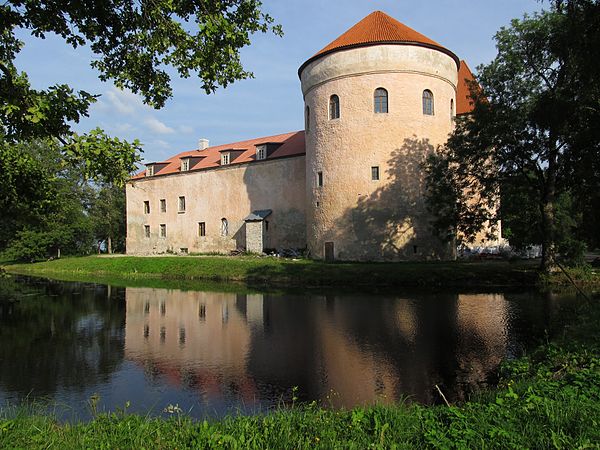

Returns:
540,139,559,273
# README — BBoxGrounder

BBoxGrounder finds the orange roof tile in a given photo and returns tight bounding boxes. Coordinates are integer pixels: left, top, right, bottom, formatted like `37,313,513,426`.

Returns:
456,60,477,115
299,11,459,76
131,131,305,180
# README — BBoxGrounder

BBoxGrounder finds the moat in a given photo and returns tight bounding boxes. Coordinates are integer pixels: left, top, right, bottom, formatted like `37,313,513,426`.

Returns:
0,275,578,420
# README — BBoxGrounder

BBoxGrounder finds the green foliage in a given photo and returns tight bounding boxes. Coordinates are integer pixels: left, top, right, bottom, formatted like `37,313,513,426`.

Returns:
425,1,600,270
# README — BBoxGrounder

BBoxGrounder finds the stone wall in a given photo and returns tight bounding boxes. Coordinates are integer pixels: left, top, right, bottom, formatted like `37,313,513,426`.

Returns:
126,156,306,254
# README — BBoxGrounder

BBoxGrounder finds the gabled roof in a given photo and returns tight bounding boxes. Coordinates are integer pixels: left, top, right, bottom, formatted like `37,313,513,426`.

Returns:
299,11,459,76
456,60,477,115
244,209,272,222
131,131,305,180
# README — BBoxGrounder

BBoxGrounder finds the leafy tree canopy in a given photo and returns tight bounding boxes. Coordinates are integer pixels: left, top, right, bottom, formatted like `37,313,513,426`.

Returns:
425,0,600,270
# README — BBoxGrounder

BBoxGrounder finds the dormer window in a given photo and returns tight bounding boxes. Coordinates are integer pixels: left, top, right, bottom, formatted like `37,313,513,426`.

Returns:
146,165,155,176
256,145,266,161
221,153,230,165
181,158,190,171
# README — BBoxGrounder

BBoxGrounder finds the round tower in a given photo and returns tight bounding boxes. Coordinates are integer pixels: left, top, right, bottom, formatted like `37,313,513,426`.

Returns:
299,11,459,261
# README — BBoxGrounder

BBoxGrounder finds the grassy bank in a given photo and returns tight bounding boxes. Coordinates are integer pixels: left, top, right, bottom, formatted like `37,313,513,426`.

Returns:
0,255,561,289
2,298,599,448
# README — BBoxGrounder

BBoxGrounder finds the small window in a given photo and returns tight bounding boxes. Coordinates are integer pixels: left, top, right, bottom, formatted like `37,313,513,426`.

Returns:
371,166,380,181
305,106,310,131
181,159,190,172
329,95,340,119
374,88,388,113
178,196,186,213
221,218,228,237
160,199,166,213
144,201,150,214
265,220,269,232
221,153,230,165
198,222,206,237
423,90,434,115
450,98,454,118
256,145,266,161
413,245,418,254
160,224,166,238
317,171,323,187
147,165,154,177
144,225,150,238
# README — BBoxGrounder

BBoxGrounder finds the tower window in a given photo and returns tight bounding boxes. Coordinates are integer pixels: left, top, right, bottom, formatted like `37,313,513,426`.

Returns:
423,90,434,115
198,222,206,237
144,201,150,214
221,218,228,237
329,95,340,119
178,196,186,212
317,171,323,187
450,98,454,118
160,199,166,213
371,166,380,181
305,106,310,131
144,225,150,238
374,88,388,113
159,224,166,238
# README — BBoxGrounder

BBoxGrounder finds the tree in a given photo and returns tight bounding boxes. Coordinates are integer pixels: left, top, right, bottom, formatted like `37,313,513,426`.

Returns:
426,1,600,271
90,183,127,254
1,0,281,142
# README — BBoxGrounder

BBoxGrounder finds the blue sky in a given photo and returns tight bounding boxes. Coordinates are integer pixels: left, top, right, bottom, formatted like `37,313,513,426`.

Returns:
14,0,543,164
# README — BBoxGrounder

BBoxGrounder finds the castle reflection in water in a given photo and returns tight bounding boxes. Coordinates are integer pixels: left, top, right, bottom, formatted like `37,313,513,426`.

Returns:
123,288,544,408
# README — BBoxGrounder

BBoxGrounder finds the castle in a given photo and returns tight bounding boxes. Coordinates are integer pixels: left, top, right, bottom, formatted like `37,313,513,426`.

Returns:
126,11,495,260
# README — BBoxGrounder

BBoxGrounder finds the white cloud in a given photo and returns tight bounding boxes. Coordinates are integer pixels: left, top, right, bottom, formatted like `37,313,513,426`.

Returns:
104,88,147,115
178,125,194,134
144,117,175,134
115,123,135,133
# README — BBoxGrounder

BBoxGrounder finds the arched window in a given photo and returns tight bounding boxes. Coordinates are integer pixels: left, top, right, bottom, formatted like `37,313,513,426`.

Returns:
450,99,454,118
329,95,340,119
423,90,434,115
305,106,310,131
221,218,228,237
374,88,388,113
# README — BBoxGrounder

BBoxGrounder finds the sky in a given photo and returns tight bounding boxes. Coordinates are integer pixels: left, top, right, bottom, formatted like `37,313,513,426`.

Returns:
14,0,544,164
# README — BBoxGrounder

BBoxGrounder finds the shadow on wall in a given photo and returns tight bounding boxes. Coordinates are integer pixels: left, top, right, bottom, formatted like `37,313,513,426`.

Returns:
330,137,451,261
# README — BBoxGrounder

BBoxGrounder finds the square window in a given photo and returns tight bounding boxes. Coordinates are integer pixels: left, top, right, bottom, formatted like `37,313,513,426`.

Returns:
160,224,166,238
144,225,150,238
178,196,186,212
198,222,206,237
144,201,150,214
317,171,323,187
371,166,380,181
160,199,166,212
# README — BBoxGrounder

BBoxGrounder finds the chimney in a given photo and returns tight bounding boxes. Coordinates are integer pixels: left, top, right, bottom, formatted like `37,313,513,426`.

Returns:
198,138,209,150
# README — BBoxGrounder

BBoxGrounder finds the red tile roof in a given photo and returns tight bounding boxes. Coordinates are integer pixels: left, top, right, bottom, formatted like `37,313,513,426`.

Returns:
456,60,477,115
299,11,459,76
131,131,305,180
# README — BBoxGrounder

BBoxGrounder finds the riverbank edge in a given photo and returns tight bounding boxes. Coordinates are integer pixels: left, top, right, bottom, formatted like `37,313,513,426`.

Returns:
3,255,599,289
1,341,598,448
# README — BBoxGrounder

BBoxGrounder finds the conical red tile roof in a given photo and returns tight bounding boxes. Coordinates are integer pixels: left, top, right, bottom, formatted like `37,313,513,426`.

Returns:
299,11,459,76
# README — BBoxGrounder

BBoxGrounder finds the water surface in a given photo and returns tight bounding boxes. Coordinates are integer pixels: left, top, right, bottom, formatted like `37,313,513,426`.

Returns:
0,275,575,419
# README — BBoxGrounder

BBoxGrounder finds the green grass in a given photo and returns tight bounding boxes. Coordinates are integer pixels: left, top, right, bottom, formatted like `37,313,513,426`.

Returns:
1,255,554,290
